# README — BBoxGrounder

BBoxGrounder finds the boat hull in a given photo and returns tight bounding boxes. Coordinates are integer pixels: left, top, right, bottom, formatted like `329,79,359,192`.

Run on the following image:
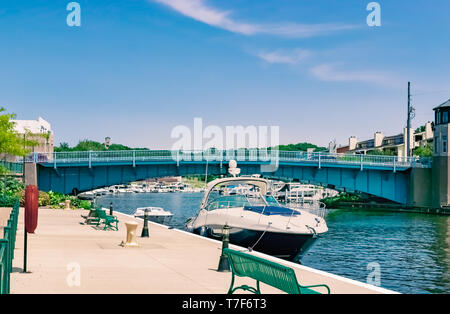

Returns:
193,226,317,261
135,215,173,224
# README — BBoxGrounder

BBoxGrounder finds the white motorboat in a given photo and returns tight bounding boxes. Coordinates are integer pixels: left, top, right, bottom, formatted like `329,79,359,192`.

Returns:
185,176,328,261
133,207,174,224
78,191,95,200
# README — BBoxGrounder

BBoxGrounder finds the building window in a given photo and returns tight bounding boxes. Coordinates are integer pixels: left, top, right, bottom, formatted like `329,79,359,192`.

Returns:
435,137,439,153
443,136,448,153
437,112,441,125
444,111,449,124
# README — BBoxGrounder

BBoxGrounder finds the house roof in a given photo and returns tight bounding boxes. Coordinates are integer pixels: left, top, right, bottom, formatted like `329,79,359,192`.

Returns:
434,99,450,110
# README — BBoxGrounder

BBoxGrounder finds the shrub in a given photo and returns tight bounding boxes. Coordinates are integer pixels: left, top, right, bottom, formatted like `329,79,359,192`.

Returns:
0,177,24,197
47,191,68,206
79,200,92,210
38,191,50,206
0,194,19,207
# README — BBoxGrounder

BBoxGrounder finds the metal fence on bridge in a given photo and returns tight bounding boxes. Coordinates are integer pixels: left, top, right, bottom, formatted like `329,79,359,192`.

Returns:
24,150,432,170
0,161,23,174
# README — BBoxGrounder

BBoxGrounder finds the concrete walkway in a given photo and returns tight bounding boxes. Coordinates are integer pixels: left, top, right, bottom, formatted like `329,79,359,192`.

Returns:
0,207,12,233
10,208,396,294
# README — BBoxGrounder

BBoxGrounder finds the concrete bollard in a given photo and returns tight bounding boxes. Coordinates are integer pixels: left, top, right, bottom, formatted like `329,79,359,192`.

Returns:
65,199,71,210
121,221,139,247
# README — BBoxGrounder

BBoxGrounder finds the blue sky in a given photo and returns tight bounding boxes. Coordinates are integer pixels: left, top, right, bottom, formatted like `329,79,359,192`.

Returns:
1,0,449,149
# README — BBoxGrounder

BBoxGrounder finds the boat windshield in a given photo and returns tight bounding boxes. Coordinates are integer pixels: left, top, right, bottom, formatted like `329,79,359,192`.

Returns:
205,193,271,211
265,196,280,206
205,195,249,211
202,179,274,211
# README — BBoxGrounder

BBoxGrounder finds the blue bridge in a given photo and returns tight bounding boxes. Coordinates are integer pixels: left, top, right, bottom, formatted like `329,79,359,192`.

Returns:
24,150,433,207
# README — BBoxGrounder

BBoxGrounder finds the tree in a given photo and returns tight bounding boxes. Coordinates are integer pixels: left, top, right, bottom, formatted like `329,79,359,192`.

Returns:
276,142,327,152
413,143,433,157
54,140,150,152
54,142,70,152
0,107,37,156
415,125,426,134
366,149,396,156
73,140,105,151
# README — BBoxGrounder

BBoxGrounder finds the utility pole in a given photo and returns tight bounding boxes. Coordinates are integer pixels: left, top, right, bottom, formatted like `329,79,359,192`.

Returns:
22,133,27,273
23,133,26,185
407,82,411,158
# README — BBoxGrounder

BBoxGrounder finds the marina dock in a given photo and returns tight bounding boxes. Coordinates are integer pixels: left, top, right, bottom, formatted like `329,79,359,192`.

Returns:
10,208,396,294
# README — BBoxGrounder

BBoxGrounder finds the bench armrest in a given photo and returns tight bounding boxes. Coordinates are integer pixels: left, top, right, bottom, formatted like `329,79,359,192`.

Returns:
300,284,330,294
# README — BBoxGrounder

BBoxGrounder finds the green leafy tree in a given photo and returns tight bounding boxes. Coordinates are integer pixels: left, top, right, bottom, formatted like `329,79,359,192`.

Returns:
0,107,40,175
54,142,70,152
276,142,327,152
108,143,132,151
0,107,35,156
73,140,105,151
55,140,150,152
413,143,433,157
415,125,426,134
366,149,396,156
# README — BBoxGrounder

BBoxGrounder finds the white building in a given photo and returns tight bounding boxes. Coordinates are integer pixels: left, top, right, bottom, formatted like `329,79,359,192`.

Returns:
336,122,434,157
12,116,52,135
11,117,54,155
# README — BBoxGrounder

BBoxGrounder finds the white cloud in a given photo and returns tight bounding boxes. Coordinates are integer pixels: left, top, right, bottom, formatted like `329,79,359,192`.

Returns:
257,49,312,65
153,0,357,37
310,63,402,88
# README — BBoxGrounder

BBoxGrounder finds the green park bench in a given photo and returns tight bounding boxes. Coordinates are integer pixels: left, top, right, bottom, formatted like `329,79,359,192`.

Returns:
81,208,99,225
95,209,119,231
224,248,330,294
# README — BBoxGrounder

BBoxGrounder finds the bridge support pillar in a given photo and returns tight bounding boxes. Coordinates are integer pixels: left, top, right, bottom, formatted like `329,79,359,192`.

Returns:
432,156,450,208
409,168,432,208
24,162,37,187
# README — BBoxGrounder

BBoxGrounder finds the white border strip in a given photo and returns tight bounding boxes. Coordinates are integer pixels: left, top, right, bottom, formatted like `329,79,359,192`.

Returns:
115,211,399,294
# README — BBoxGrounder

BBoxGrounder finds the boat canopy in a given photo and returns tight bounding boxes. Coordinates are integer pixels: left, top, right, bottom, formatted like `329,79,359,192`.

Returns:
200,177,270,209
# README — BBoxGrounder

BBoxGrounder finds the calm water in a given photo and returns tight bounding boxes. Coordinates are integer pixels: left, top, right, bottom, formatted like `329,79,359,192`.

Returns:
97,193,450,294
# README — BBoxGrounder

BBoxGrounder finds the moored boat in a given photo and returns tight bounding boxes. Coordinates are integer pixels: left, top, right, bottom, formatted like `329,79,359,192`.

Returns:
133,206,174,224
185,175,328,261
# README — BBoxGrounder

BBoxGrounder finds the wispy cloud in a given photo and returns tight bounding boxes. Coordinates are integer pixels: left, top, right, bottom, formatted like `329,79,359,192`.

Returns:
257,49,312,65
152,0,357,37
310,63,402,88
257,49,312,64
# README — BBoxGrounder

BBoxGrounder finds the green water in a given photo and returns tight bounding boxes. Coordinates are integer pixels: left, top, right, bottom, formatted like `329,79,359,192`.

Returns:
98,193,450,294
302,209,450,294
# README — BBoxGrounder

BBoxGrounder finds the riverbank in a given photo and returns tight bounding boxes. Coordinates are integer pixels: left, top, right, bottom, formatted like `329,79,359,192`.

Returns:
10,207,394,294
330,202,450,215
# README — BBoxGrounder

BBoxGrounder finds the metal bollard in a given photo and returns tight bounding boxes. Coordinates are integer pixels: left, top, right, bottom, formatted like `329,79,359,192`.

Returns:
141,208,149,238
109,202,113,216
121,221,139,247
217,224,230,272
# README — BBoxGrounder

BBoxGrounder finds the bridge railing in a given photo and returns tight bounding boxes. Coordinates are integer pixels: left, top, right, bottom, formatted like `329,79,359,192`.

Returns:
25,150,432,169
0,161,23,174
